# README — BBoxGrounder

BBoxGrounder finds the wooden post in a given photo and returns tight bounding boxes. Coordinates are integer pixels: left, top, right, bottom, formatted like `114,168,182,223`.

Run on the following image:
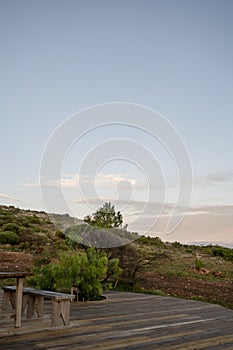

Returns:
51,300,70,327
15,277,23,327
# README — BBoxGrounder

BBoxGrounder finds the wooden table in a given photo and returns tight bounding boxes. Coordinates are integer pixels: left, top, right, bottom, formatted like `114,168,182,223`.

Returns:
0,272,33,327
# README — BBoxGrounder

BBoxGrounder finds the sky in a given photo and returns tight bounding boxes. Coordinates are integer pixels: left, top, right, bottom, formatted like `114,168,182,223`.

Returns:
1,0,233,245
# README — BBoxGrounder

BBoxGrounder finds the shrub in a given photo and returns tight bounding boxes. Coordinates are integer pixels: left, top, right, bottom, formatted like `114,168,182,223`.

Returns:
31,226,40,232
195,257,204,271
138,235,163,246
29,249,121,301
2,222,20,234
0,231,20,245
55,230,66,239
172,241,182,248
28,215,41,224
185,247,194,253
211,246,233,261
21,219,31,227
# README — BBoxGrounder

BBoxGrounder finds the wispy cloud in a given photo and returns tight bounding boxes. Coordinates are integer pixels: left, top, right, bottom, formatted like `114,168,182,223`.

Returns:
0,193,23,202
95,174,136,186
186,205,233,216
23,176,78,189
195,171,233,185
24,173,137,189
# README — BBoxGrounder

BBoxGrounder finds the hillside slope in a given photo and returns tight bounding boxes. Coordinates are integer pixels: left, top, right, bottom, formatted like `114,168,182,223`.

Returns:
0,205,232,309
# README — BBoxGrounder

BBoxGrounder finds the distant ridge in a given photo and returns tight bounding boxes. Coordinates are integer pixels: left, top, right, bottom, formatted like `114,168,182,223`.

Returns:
188,241,233,249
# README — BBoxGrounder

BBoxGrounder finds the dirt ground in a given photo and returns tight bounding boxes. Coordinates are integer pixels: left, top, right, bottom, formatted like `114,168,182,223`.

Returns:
137,271,233,309
0,251,33,272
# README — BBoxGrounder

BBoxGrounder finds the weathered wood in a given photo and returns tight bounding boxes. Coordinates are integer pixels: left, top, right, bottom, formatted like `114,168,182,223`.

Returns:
0,272,33,279
2,286,74,301
51,299,70,327
2,288,28,312
0,272,33,327
27,295,44,318
0,291,233,349
2,286,73,327
2,288,11,311
0,272,33,328
15,278,23,327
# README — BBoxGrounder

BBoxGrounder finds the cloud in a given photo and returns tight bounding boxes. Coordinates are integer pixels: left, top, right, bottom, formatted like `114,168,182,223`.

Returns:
24,172,193,193
0,193,23,202
24,173,137,189
96,174,136,185
186,205,233,216
125,203,233,244
195,171,233,185
23,176,78,189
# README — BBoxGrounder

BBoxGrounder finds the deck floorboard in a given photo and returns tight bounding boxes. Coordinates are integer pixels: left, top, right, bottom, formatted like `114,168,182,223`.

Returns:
0,291,233,349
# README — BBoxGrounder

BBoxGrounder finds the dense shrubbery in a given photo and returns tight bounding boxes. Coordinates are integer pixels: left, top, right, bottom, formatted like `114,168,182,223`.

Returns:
138,235,164,246
172,241,183,248
27,215,41,224
0,231,20,245
29,249,122,301
2,222,20,234
0,206,52,247
211,246,233,261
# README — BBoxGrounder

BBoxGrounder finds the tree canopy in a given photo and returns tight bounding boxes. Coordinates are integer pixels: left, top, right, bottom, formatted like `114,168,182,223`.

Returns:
84,202,124,229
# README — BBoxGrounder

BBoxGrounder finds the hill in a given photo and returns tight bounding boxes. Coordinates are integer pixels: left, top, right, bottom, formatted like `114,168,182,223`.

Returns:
0,205,233,309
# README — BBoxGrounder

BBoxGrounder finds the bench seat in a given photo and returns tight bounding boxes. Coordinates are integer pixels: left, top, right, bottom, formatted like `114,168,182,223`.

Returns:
2,286,74,327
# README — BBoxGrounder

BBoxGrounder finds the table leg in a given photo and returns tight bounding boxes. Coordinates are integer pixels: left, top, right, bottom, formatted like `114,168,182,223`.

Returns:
15,277,23,327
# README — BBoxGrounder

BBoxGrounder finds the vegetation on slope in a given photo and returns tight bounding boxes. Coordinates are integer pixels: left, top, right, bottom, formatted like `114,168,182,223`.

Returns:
0,205,233,308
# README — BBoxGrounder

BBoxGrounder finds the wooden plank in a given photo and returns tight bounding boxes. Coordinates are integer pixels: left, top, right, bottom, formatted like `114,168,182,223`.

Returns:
0,272,33,278
2,286,73,300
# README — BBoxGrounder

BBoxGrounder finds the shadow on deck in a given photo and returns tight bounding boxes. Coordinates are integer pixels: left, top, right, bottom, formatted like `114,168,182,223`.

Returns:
0,291,233,349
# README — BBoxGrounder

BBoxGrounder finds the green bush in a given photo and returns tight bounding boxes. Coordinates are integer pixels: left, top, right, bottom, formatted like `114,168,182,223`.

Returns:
185,246,194,253
195,258,204,271
211,246,233,261
55,230,66,239
28,215,41,224
2,222,20,234
29,249,121,301
172,241,183,248
21,219,31,227
31,226,40,232
0,231,20,245
138,235,164,246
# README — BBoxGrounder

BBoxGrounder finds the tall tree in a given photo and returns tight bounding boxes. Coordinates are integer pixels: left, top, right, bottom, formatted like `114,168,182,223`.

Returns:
84,202,123,229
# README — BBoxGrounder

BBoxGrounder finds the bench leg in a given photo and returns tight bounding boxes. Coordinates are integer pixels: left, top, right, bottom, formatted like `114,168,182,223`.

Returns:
2,290,12,310
51,300,70,327
27,295,44,318
2,291,28,313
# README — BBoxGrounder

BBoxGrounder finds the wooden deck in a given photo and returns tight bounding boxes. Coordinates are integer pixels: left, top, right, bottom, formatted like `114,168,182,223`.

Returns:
0,291,233,349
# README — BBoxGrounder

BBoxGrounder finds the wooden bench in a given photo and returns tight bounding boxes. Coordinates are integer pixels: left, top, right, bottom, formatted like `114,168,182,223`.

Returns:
2,286,74,327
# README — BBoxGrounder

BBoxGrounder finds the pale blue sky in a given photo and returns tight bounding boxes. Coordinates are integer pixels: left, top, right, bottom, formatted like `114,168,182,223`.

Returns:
1,0,233,243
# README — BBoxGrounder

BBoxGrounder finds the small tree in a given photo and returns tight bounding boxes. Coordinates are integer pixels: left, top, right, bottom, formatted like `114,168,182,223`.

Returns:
84,202,123,229
29,248,121,300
